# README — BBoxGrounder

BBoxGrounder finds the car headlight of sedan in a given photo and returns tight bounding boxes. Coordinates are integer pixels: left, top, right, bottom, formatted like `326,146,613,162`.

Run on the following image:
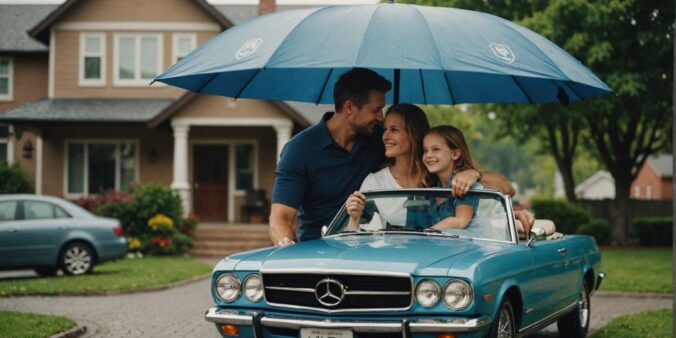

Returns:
215,273,241,302
415,280,441,308
443,279,473,310
243,274,264,302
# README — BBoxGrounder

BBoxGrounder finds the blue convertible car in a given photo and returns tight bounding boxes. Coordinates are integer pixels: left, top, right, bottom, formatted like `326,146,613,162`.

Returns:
205,189,604,338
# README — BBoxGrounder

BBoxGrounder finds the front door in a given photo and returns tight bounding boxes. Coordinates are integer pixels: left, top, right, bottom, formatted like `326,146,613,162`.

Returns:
193,145,228,221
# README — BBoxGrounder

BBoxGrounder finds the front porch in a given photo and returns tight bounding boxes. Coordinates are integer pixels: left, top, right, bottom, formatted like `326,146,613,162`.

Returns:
190,222,272,258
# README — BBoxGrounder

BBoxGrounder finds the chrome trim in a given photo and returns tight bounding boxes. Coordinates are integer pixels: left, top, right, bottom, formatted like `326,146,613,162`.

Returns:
518,301,577,336
442,279,473,310
204,308,491,333
204,308,253,325
347,290,411,296
409,316,492,332
243,274,264,302
265,286,314,293
261,270,414,313
596,272,606,290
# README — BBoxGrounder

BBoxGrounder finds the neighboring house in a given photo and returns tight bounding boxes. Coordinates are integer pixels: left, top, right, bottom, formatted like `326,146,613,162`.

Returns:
573,170,615,200
0,0,329,222
630,154,673,200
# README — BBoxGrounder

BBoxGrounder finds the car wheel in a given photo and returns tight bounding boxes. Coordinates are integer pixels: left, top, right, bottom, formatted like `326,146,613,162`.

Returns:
557,281,590,338
487,298,515,338
60,243,94,275
34,267,57,276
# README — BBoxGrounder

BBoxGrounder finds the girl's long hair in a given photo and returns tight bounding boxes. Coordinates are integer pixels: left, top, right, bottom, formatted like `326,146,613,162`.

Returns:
384,104,432,187
426,125,476,174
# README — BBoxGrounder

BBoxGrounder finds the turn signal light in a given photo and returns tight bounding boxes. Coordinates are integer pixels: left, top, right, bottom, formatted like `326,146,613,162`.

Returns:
220,324,239,336
436,334,456,338
113,225,124,237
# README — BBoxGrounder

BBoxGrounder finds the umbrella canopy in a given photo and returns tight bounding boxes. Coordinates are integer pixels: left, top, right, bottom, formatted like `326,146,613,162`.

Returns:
155,3,611,105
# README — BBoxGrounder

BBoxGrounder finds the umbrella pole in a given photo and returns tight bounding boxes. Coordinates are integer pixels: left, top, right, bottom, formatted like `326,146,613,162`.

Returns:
394,69,400,105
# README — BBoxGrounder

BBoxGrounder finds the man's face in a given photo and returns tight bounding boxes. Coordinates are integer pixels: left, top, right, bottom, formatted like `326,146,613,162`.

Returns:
348,90,385,135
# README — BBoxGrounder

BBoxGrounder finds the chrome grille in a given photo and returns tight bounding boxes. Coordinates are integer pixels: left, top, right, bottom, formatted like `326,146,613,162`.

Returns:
262,272,412,312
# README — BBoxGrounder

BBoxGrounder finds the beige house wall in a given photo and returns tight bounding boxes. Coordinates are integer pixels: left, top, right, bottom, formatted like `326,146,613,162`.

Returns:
59,0,216,23
175,96,290,119
0,53,48,112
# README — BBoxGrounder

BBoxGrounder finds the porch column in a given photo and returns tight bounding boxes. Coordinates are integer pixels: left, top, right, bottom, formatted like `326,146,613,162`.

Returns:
273,124,292,163
35,135,43,195
171,124,191,216
7,125,15,165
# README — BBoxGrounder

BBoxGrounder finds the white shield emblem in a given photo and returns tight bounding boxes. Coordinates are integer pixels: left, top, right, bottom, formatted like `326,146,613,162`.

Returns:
489,43,516,64
236,38,263,60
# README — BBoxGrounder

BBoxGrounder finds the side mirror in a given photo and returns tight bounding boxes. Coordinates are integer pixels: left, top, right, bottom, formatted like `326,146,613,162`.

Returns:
531,227,546,241
321,225,328,237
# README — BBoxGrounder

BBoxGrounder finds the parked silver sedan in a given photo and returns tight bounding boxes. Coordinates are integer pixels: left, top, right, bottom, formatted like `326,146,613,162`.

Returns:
0,194,127,276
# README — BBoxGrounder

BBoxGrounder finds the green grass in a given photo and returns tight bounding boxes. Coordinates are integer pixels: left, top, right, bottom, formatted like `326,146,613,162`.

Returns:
0,311,76,338
591,309,672,338
0,256,212,296
599,247,672,293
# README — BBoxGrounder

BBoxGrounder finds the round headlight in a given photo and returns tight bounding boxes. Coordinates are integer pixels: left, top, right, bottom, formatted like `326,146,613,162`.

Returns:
243,274,264,302
443,279,473,310
415,280,441,308
215,273,241,302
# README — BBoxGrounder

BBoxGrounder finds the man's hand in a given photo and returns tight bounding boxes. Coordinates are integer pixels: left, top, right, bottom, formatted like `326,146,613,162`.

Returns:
514,209,535,239
452,169,480,198
269,203,299,247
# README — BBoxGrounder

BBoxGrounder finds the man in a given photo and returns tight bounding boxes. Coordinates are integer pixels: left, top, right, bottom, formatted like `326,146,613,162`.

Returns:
269,68,530,246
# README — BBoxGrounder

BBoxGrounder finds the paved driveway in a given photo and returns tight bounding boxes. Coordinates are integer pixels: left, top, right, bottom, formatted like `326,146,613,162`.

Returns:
0,270,671,337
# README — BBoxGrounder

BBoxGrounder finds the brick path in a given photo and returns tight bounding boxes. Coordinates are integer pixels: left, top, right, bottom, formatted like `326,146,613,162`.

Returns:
0,269,671,337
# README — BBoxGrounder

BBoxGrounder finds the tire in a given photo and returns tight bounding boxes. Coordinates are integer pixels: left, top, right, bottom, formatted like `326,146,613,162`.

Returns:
557,281,590,338
60,242,94,275
34,267,57,276
487,298,516,338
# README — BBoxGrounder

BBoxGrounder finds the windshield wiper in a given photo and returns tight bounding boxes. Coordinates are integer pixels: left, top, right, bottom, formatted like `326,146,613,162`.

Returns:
384,226,441,233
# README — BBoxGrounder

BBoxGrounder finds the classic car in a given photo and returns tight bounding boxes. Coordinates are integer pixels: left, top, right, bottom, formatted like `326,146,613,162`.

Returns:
0,194,128,276
205,189,604,338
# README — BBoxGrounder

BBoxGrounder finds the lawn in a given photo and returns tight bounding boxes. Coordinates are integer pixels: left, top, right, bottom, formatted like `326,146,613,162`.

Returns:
599,247,672,293
0,311,76,338
591,308,672,338
0,256,212,296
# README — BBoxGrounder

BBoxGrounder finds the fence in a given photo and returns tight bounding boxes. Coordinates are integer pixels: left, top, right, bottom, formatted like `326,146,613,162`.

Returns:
578,199,672,227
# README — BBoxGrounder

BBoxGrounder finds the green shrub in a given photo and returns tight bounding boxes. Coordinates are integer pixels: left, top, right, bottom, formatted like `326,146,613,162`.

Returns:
0,162,32,193
531,198,591,234
130,184,183,229
577,218,611,245
631,217,673,247
96,201,134,230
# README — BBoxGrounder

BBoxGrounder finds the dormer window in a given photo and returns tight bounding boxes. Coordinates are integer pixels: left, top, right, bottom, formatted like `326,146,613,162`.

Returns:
114,33,163,86
79,33,105,86
173,33,197,63
0,57,13,101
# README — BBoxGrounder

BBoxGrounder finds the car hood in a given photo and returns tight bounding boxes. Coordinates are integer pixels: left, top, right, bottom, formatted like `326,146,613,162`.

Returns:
233,234,500,276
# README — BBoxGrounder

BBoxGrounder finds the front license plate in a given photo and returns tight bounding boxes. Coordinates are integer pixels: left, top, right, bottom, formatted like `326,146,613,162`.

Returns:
299,328,353,338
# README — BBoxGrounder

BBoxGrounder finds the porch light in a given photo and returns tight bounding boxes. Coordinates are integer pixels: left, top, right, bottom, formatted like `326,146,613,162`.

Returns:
22,140,33,159
148,149,158,163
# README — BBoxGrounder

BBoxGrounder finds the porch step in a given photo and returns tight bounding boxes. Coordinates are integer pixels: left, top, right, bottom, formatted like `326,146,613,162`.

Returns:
190,223,273,258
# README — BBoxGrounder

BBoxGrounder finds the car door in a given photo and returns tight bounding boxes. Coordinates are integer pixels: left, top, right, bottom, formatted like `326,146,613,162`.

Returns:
14,200,73,266
0,200,22,266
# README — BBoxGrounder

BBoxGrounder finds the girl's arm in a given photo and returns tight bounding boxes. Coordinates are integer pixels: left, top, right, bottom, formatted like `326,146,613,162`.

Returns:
430,204,474,230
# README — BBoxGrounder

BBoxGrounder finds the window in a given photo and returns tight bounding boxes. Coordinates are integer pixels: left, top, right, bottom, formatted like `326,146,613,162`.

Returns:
79,33,105,86
23,201,70,220
173,33,196,63
0,57,12,101
235,144,255,191
646,185,652,199
66,141,138,196
633,186,640,198
114,34,163,85
0,201,17,222
0,125,8,163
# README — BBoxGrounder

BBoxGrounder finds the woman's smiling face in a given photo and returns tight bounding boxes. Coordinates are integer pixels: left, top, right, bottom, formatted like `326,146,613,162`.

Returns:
422,132,459,177
382,112,411,159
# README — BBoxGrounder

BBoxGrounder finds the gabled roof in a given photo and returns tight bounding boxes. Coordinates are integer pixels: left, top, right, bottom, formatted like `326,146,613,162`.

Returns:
574,170,614,194
649,154,673,178
29,0,234,44
213,4,314,25
0,5,56,52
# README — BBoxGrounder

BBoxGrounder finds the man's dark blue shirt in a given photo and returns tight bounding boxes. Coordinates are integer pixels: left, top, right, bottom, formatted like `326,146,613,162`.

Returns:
272,112,385,241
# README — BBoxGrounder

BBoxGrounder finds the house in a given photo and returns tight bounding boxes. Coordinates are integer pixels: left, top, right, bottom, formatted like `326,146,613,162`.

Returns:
0,0,333,222
573,170,615,200
630,154,673,200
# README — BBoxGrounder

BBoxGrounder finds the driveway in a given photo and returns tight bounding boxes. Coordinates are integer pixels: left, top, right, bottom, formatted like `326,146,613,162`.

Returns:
0,269,671,337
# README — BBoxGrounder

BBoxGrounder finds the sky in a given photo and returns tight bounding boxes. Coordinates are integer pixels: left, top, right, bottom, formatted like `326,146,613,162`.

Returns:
0,0,379,4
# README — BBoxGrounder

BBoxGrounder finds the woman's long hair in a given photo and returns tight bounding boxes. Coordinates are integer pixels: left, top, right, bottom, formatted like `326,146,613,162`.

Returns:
384,104,432,187
426,125,476,174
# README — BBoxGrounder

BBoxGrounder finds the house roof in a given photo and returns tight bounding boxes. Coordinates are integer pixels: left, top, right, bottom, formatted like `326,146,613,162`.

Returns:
649,154,673,178
0,98,176,124
574,170,614,195
213,4,314,25
0,5,56,52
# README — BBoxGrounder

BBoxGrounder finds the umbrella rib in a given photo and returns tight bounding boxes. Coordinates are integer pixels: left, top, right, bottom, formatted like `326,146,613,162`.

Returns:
234,69,263,100
443,72,456,105
559,81,584,101
510,76,534,104
419,69,427,105
316,68,334,105
194,73,219,94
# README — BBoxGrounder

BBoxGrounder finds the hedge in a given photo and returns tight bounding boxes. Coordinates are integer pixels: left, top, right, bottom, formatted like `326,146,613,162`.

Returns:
630,217,673,246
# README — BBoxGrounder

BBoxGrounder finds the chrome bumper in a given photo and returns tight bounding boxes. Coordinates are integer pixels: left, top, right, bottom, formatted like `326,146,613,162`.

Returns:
596,272,606,291
205,307,491,333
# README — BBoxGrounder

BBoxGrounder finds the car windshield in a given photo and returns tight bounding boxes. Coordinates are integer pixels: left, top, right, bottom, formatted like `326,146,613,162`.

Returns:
326,189,515,242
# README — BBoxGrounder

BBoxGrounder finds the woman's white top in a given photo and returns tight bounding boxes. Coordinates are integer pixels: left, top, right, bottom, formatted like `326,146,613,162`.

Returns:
360,167,407,225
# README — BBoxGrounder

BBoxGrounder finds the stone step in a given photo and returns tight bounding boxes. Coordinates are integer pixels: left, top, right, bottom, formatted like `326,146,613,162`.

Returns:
191,241,272,251
190,248,243,258
190,223,272,258
192,232,270,241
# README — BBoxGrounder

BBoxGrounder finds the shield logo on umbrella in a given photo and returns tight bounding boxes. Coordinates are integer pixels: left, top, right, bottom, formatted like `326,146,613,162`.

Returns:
236,38,263,60
489,43,516,64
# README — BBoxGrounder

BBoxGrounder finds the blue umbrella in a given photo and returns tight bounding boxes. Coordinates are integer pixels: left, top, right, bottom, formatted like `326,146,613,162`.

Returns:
154,3,611,105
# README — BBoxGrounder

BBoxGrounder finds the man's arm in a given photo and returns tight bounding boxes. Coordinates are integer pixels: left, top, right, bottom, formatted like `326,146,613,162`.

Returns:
269,203,299,246
480,172,516,197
